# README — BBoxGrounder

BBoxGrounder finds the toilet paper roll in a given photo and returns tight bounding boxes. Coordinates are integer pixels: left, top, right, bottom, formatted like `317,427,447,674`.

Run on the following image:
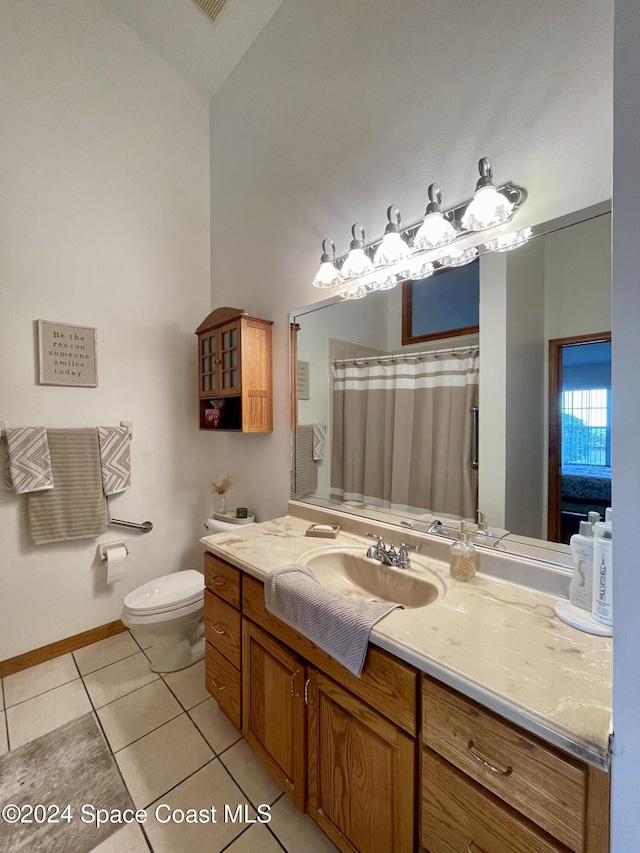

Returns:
104,544,128,583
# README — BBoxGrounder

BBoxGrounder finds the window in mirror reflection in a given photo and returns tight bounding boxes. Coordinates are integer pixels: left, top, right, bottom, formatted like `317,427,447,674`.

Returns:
402,261,479,345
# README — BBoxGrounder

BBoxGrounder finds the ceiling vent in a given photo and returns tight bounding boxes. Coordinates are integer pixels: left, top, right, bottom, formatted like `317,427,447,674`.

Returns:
191,0,230,25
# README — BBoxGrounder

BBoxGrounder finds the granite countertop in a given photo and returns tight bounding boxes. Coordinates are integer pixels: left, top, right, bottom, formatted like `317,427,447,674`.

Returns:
200,511,612,770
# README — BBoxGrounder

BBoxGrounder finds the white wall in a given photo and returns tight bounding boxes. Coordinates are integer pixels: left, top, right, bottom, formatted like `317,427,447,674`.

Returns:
208,0,612,525
0,0,211,659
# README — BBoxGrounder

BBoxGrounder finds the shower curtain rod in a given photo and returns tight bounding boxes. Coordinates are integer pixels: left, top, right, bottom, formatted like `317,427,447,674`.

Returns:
333,343,479,366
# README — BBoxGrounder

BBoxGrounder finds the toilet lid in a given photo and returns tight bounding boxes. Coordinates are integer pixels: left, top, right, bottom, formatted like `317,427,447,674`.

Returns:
124,570,204,615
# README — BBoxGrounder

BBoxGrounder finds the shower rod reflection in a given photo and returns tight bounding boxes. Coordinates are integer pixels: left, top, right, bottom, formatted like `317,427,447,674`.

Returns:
333,344,479,366
110,518,153,532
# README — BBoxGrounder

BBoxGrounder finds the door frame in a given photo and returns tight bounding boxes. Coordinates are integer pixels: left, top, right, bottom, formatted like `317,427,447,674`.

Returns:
547,331,612,542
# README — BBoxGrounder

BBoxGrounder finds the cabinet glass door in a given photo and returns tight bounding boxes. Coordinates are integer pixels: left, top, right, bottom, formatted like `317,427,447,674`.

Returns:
220,323,240,394
200,332,218,396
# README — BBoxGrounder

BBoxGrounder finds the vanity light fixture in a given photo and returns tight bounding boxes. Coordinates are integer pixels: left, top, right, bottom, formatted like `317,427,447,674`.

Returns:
311,239,343,288
339,284,369,300
460,157,515,231
311,156,527,299
483,227,533,252
414,184,458,250
373,205,411,267
340,223,376,279
437,246,478,267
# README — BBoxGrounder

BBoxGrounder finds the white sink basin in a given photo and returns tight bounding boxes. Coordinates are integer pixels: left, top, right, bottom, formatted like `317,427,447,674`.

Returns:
298,545,446,609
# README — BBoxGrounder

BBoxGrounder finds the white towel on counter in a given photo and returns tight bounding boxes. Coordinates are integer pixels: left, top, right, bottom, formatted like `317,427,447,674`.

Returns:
264,563,401,676
3,427,54,494
97,426,131,495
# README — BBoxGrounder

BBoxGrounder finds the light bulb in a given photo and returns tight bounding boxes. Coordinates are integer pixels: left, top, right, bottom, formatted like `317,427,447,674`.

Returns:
340,284,369,300
373,205,410,266
341,223,374,279
438,247,478,268
403,256,435,279
312,239,343,288
484,227,533,252
461,158,514,231
414,184,457,249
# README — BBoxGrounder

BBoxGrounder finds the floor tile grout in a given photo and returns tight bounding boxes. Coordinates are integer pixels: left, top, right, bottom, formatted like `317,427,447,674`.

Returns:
3,673,79,710
111,709,185,755
1,679,9,751
73,645,142,677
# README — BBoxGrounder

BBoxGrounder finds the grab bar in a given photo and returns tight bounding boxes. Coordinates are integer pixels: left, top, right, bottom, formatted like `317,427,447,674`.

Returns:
110,519,153,532
471,406,479,470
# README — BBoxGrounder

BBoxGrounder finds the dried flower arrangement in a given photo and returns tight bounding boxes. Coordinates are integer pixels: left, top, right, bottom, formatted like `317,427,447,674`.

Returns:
210,470,234,514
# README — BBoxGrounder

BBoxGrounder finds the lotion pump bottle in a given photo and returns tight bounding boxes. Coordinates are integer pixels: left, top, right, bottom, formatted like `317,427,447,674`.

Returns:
568,520,595,610
592,514,613,627
449,521,477,581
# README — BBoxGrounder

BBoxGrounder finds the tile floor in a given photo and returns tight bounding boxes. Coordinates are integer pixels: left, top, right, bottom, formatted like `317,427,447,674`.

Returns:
0,630,338,853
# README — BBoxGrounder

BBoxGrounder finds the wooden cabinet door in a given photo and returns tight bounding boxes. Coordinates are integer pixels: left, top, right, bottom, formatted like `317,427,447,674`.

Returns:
307,670,415,853
242,619,306,809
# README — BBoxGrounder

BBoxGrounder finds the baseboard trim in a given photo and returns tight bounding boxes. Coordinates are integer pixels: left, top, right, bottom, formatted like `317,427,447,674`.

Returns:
0,620,128,679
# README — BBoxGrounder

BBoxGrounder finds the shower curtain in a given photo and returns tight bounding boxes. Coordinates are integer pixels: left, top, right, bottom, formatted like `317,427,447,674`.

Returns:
330,351,479,519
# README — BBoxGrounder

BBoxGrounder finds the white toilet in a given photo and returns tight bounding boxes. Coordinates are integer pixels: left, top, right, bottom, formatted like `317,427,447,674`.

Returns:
121,570,205,673
121,516,254,673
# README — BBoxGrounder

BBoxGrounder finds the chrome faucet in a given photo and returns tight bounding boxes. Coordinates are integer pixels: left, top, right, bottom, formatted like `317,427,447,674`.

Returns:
366,533,419,569
366,533,394,565
427,519,443,535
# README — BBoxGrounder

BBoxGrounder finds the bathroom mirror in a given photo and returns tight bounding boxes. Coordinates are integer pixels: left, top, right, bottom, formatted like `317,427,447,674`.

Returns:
290,202,612,567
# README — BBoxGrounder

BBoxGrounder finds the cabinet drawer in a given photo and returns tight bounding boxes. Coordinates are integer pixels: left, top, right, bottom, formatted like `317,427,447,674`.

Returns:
204,552,241,608
422,677,586,852
243,573,418,735
422,748,566,853
205,641,241,730
204,589,241,669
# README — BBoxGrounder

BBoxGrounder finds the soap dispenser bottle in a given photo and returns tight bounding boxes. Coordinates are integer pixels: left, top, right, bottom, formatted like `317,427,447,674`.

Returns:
449,521,477,581
474,510,492,545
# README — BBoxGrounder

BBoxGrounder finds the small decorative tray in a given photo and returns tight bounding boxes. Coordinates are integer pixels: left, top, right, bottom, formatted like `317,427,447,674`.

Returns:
305,523,341,539
212,511,255,525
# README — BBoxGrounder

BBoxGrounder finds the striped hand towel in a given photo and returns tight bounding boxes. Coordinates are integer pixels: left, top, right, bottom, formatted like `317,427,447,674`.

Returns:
28,429,108,545
312,422,327,461
265,564,401,676
97,426,131,495
4,427,54,494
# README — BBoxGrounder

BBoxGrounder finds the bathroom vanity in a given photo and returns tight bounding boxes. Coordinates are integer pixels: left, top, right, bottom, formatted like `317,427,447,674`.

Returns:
201,505,611,853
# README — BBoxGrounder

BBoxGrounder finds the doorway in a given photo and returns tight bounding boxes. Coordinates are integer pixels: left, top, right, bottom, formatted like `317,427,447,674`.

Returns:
548,332,612,543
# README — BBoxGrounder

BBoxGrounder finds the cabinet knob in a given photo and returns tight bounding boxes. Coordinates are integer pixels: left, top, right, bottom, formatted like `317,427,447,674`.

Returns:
211,676,226,691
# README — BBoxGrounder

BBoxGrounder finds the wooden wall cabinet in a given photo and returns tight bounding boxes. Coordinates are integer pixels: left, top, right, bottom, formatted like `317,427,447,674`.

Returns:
195,307,273,433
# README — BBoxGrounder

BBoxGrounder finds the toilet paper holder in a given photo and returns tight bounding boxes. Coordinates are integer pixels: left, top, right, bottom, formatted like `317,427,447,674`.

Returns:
98,540,129,562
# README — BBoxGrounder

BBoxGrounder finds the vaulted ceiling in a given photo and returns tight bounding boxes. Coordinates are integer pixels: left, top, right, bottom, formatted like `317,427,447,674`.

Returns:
101,0,284,100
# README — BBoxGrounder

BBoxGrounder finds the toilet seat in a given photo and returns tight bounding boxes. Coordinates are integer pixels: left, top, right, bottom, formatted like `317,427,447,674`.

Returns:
123,570,204,617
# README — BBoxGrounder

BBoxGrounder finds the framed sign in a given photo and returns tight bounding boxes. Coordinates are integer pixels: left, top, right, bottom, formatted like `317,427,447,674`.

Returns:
37,320,98,387
297,361,310,400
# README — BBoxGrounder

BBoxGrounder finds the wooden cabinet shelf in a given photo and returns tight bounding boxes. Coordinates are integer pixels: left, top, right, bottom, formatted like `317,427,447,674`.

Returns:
195,307,273,433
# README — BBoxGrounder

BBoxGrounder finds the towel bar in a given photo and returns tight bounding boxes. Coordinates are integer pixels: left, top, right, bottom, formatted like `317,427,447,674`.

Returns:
0,419,133,438
110,519,153,532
